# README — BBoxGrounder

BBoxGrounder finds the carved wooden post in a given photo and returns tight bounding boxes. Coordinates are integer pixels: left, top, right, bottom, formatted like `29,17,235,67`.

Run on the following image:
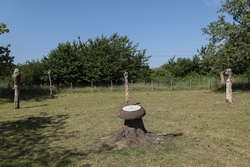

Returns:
225,69,233,104
12,68,21,109
124,71,129,105
48,71,53,97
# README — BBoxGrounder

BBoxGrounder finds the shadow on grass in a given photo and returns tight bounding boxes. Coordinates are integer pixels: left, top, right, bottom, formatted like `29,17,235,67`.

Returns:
22,104,49,109
0,86,56,103
0,114,92,167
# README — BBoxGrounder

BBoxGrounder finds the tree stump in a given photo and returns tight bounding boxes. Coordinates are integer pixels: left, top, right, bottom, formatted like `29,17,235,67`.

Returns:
101,105,183,149
12,68,21,109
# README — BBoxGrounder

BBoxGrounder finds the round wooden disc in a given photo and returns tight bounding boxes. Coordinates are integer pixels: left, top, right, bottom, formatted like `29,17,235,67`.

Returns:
118,105,146,120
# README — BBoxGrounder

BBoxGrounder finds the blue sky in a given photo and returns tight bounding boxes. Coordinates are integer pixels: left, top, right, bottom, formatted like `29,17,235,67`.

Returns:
1,0,225,68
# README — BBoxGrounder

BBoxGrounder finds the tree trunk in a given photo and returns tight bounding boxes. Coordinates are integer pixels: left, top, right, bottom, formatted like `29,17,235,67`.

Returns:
225,69,233,104
12,68,21,109
219,71,225,84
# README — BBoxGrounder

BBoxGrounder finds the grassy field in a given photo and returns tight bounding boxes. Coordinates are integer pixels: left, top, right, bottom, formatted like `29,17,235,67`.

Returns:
0,90,250,167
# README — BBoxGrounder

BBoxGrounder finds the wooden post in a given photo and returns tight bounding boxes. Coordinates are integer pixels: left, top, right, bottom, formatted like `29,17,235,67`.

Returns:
151,80,154,91
171,79,173,91
48,71,53,97
130,80,133,91
225,69,234,104
111,81,113,92
91,81,94,93
70,82,73,93
12,68,21,109
208,78,211,90
190,79,192,90
124,71,129,105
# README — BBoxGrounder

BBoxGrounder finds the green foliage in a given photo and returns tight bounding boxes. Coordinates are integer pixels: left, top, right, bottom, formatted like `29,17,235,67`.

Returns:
0,23,9,34
42,41,84,85
7,2,250,86
16,60,45,85
201,0,250,74
153,56,201,81
42,33,151,85
0,23,14,79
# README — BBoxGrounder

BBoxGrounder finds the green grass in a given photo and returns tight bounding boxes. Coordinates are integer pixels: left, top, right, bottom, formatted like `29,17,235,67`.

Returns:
1,90,250,167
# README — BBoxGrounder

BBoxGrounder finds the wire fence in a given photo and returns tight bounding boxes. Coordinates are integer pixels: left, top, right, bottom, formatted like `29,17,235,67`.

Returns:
56,77,250,93
1,77,250,97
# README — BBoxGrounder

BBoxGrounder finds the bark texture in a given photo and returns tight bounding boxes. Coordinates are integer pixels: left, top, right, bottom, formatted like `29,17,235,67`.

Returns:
12,68,21,109
225,69,233,104
219,71,225,84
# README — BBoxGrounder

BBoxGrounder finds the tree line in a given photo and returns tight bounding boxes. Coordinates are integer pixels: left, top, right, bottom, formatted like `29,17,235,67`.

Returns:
0,23,14,83
16,33,152,86
1,0,250,86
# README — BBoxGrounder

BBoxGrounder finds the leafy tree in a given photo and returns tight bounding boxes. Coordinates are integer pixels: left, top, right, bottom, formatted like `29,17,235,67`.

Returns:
151,67,173,83
82,33,151,83
159,56,201,78
16,60,44,85
42,41,84,85
201,0,250,74
42,33,151,85
0,23,14,79
197,45,218,74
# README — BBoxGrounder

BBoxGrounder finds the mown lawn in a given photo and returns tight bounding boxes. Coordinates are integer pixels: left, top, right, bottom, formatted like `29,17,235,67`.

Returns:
0,90,250,167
